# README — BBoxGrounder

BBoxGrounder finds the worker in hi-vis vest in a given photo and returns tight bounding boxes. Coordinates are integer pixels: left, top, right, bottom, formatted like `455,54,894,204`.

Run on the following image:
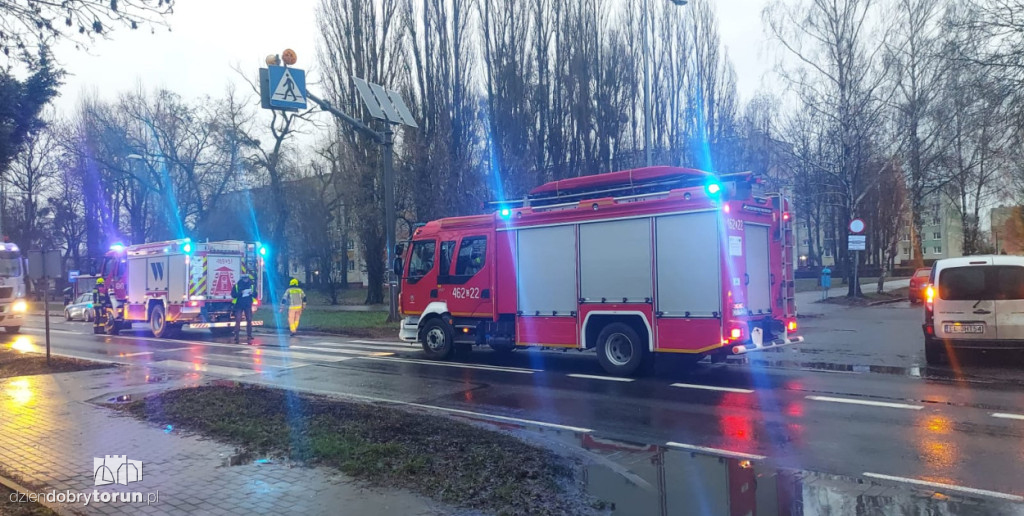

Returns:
281,278,307,336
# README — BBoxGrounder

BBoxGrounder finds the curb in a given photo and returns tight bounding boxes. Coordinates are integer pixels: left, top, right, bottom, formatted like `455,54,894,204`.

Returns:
867,298,905,307
0,471,69,515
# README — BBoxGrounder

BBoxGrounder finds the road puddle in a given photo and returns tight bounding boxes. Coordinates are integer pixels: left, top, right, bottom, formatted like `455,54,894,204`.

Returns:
577,436,1020,515
454,416,1023,515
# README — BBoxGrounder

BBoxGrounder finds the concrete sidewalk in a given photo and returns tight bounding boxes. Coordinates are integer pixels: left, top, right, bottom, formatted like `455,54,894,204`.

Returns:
796,278,911,317
0,367,450,516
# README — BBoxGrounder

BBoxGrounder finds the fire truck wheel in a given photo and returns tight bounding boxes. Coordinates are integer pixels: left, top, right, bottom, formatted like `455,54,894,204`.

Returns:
596,323,647,376
420,318,455,360
150,304,170,338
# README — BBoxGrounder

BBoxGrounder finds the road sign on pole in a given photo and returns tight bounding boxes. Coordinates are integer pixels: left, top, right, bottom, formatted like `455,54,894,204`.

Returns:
265,66,307,110
849,218,865,234
27,249,61,365
848,235,867,251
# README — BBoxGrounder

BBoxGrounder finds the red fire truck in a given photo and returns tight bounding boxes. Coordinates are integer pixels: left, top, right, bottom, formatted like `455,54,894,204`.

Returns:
396,166,802,375
95,239,266,338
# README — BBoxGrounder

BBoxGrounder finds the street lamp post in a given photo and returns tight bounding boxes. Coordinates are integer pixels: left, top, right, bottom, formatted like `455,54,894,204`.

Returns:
641,0,687,167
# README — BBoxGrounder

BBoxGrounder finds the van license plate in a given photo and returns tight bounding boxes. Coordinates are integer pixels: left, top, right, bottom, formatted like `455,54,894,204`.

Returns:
944,324,985,334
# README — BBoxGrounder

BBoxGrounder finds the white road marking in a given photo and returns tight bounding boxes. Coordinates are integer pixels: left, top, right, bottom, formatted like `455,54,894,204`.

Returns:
237,348,355,363
671,383,753,393
121,351,154,357
155,347,194,353
862,472,1024,502
806,395,923,410
289,345,391,356
22,327,77,334
198,355,311,370
150,360,251,377
350,339,415,348
666,442,766,460
991,412,1024,421
568,374,634,382
355,355,539,374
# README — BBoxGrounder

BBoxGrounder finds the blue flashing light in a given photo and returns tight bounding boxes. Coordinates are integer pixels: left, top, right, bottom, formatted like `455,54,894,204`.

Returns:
499,208,511,219
109,243,125,252
258,245,268,257
183,243,192,253
705,181,722,197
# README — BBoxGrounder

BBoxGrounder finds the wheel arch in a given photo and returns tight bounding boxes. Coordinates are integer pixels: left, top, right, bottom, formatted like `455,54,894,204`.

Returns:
581,311,652,351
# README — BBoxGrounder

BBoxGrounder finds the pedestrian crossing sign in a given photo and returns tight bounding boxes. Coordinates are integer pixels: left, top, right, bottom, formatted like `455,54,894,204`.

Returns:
266,65,307,110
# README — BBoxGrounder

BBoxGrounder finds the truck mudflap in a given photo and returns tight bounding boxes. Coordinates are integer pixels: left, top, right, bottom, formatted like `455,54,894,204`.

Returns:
730,335,804,355
188,321,265,329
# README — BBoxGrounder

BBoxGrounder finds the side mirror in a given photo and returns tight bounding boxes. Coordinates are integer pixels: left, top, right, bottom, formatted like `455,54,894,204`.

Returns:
393,257,403,277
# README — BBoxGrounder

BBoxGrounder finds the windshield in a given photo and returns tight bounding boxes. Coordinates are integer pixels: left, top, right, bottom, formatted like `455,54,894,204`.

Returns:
914,269,931,278
938,265,1024,300
0,256,22,277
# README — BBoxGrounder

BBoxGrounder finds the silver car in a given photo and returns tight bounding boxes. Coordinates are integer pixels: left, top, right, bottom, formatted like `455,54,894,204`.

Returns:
65,293,94,322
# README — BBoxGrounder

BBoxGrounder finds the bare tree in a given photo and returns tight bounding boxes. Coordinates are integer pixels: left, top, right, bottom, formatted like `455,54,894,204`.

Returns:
767,0,894,296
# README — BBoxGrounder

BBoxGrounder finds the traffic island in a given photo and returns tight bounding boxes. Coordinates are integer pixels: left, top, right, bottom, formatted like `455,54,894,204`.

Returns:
0,346,111,379
116,384,594,515
253,309,394,338
818,288,909,307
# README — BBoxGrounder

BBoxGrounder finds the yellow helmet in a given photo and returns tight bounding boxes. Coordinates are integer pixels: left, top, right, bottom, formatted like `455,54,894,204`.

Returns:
96,278,105,285
290,278,299,286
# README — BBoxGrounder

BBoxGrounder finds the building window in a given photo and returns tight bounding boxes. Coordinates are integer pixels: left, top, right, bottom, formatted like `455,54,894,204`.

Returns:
346,240,355,250
903,247,909,255
348,261,355,271
933,231,941,239
802,239,810,245
824,248,832,257
934,246,942,254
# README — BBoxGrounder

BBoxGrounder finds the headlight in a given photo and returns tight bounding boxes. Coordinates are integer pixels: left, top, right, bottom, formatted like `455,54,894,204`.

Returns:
12,300,27,313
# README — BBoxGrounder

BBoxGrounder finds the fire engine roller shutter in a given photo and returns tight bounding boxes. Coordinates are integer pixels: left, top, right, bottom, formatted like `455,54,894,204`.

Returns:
128,256,147,304
516,225,578,315
579,218,653,303
745,224,772,314
655,212,721,317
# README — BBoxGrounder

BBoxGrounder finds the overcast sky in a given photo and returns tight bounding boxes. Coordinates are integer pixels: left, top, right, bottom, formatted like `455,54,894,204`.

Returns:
51,0,777,119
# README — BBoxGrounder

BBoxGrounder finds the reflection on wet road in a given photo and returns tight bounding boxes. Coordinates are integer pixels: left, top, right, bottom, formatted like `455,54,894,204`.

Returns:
6,308,1024,513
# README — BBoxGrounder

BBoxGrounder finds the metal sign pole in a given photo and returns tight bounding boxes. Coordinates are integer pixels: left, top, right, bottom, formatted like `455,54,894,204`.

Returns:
43,251,51,366
853,250,860,298
383,126,399,322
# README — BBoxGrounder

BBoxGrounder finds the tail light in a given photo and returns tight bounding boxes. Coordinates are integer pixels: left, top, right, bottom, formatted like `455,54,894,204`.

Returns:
189,301,199,307
729,328,743,341
925,285,935,304
787,320,797,333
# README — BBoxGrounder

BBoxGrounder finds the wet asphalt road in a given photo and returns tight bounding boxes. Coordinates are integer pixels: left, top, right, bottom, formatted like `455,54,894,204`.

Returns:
7,300,1024,506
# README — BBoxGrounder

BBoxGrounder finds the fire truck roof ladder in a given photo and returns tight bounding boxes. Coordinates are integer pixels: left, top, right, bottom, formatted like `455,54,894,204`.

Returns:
486,167,753,210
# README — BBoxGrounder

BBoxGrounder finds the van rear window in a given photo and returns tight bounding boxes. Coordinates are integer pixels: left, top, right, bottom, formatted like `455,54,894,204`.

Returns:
938,266,1024,300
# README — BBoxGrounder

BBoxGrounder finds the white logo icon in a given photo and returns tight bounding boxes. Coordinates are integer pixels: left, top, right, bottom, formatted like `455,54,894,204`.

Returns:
93,455,143,486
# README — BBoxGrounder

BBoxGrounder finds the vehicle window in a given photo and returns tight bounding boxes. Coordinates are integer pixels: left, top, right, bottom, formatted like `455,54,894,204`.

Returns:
439,241,456,277
938,266,1024,300
407,240,436,283
914,269,930,278
0,253,21,277
79,294,91,303
455,236,487,277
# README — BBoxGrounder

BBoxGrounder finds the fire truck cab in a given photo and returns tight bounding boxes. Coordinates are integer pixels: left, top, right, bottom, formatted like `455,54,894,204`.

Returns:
97,239,266,338
397,166,802,376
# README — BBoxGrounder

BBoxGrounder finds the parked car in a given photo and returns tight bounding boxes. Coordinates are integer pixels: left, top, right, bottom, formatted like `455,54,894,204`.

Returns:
923,256,1024,364
909,267,932,303
64,293,94,322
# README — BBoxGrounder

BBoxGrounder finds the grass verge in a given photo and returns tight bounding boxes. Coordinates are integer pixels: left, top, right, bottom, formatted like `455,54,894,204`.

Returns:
119,385,586,515
0,484,58,516
819,287,909,306
0,345,110,379
253,309,394,338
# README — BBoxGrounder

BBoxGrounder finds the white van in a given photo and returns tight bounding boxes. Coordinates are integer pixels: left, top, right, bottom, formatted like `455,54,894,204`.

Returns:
924,255,1024,364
